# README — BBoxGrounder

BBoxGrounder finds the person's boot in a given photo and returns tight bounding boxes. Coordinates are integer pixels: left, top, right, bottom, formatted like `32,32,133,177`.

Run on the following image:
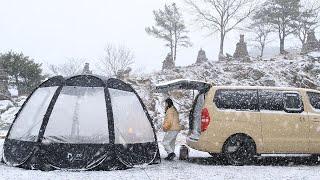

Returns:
164,153,176,161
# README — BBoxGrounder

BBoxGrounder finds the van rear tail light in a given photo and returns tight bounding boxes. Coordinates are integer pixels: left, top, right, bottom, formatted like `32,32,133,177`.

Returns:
201,108,211,132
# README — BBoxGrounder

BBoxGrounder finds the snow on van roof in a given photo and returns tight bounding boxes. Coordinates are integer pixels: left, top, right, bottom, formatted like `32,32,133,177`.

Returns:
212,85,320,93
155,79,320,93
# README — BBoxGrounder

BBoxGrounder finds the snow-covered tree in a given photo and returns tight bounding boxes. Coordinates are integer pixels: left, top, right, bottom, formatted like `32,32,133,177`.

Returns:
294,0,320,45
254,0,301,54
0,51,44,95
146,3,191,65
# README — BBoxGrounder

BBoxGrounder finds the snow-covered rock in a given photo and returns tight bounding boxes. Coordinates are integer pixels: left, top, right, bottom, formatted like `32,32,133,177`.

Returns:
1,106,19,124
8,88,18,97
1,53,320,132
307,51,320,59
0,100,13,113
127,54,320,130
0,96,26,135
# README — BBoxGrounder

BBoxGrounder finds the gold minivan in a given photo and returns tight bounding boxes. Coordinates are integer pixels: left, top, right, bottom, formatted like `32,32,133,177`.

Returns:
156,80,320,165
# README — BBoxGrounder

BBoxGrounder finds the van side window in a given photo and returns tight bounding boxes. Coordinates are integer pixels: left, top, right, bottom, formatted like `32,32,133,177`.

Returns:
214,89,258,111
307,92,320,110
283,93,303,112
258,90,284,111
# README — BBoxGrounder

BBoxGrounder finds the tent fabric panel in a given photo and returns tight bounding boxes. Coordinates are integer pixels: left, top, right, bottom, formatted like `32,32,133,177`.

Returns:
107,78,160,166
5,76,65,140
131,88,159,142
106,78,133,92
115,142,159,167
3,140,120,171
107,78,159,141
66,75,105,87
41,143,114,170
109,88,155,144
8,87,59,142
3,139,37,166
39,76,65,87
37,86,63,142
44,87,109,144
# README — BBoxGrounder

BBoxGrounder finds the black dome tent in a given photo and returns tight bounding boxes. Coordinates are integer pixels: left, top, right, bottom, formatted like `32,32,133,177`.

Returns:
2,75,160,171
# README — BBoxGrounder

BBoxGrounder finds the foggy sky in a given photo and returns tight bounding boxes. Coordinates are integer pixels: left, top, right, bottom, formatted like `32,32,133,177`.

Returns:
0,0,301,73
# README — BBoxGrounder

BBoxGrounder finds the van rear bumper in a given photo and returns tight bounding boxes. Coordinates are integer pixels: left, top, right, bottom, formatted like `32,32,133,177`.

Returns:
186,137,223,153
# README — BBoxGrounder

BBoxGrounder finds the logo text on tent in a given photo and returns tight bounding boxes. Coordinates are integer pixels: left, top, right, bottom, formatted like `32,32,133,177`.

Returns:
67,153,83,162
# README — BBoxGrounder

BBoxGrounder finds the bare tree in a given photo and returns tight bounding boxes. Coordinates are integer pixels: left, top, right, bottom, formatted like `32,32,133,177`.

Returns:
98,44,134,77
294,0,320,45
49,58,84,77
146,3,191,64
185,0,255,56
249,22,273,58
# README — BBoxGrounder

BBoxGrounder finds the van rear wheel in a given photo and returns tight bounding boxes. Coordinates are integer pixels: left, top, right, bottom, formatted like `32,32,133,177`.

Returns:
223,134,256,166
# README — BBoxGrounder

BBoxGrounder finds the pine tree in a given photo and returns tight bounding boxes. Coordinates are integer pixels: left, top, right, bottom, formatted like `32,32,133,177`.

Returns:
146,3,191,66
0,51,44,95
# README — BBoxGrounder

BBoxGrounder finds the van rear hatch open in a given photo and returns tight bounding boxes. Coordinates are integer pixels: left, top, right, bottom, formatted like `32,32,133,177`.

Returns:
155,79,211,93
154,79,211,141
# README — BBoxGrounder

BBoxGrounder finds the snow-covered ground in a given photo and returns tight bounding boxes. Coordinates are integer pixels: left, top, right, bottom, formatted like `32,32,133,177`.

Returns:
0,134,320,180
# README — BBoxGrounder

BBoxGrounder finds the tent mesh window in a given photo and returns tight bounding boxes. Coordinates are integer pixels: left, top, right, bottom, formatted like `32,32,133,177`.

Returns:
8,86,59,142
109,88,155,144
44,86,109,144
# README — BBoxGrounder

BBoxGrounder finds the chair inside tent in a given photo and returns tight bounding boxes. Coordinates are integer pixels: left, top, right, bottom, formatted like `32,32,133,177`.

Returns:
2,75,160,171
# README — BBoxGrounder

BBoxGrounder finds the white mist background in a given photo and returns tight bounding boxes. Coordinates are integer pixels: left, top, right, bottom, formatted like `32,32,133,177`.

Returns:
0,0,307,73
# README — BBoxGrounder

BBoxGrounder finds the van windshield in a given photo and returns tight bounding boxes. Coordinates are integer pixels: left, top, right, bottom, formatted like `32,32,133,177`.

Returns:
307,92,320,110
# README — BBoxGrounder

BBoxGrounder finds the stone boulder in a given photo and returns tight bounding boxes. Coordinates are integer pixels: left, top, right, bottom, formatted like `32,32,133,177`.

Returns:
117,67,132,80
162,53,175,70
196,48,208,64
233,34,250,61
302,30,320,54
81,62,92,74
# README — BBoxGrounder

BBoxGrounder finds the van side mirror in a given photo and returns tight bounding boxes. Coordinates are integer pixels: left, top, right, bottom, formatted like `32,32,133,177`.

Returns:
283,92,304,113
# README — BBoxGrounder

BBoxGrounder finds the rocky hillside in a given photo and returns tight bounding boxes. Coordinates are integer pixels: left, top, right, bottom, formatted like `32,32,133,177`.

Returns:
128,52,320,131
1,52,320,132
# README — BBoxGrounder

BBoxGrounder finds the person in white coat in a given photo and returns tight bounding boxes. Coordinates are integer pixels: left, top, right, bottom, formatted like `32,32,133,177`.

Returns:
162,98,181,161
